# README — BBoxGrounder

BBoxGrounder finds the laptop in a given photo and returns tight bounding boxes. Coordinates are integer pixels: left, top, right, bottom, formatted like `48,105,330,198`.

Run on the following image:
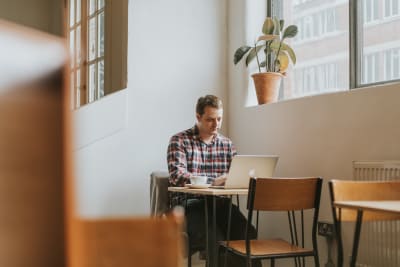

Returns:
210,155,279,189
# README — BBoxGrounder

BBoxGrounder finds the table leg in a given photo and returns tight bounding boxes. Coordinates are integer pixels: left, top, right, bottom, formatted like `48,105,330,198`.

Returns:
350,209,363,267
204,196,209,267
212,196,217,267
204,196,217,267
223,196,233,267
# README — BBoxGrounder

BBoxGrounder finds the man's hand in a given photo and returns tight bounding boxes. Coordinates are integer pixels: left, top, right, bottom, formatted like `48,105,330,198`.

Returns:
212,174,227,186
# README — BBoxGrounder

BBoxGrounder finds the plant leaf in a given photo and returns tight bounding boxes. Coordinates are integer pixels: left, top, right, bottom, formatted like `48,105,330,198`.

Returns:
277,52,289,73
279,19,284,31
259,61,266,68
282,25,298,39
245,45,264,66
281,43,296,65
269,41,296,65
273,17,281,35
257,34,279,42
262,17,275,34
234,46,251,65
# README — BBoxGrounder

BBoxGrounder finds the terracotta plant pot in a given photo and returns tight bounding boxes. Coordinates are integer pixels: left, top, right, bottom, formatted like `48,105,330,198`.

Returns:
251,72,283,105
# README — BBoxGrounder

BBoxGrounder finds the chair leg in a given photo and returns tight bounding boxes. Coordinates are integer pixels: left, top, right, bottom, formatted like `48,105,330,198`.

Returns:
314,254,320,267
270,258,275,267
187,251,191,267
246,256,252,267
223,247,228,267
186,233,191,267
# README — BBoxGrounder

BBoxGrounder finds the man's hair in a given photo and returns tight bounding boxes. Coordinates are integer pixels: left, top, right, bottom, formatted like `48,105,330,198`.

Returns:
196,95,223,115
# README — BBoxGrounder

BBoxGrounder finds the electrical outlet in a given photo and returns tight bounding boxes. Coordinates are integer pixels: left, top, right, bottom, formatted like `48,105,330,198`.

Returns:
318,221,335,237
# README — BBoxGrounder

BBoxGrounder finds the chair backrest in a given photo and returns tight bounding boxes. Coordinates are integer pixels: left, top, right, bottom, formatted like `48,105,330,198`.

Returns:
70,215,184,267
329,179,400,221
249,177,322,211
150,171,170,216
246,177,323,254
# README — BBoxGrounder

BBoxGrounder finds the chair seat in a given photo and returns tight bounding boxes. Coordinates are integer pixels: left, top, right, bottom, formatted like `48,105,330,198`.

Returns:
220,238,313,257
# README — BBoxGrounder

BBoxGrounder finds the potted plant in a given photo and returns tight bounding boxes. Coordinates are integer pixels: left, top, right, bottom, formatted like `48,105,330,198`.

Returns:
234,17,298,105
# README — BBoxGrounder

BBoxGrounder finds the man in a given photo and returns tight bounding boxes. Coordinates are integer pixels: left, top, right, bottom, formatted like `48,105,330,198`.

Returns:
167,95,260,267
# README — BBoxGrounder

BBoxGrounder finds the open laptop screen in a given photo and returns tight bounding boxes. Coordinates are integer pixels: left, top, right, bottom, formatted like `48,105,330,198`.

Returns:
219,155,279,189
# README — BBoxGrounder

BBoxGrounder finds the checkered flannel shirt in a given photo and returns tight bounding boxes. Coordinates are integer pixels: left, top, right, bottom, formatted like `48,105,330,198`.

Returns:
167,125,236,206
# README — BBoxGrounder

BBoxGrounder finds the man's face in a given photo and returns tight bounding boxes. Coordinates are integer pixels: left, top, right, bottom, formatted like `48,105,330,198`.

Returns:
196,106,223,137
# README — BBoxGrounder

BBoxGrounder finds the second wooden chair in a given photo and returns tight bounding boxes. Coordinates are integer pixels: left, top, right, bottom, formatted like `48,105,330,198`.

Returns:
219,177,323,267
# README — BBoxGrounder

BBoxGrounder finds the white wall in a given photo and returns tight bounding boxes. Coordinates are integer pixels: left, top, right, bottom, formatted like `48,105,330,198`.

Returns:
74,0,228,216
228,2,400,265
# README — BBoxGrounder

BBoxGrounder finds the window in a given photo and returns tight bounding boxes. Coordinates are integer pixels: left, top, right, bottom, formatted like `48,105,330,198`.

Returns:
271,0,400,101
292,63,340,97
294,8,338,42
361,0,400,85
362,0,379,24
385,0,400,18
68,0,84,107
280,1,349,100
68,0,105,106
362,52,379,83
87,0,105,102
384,47,400,80
66,0,128,109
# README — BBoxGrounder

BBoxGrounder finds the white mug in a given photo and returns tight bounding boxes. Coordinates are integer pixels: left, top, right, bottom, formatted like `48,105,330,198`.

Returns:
190,175,208,185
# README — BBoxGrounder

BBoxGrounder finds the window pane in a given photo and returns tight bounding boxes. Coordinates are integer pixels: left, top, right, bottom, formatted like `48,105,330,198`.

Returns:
76,0,81,22
77,68,81,90
69,30,75,68
76,88,81,108
88,63,97,102
70,72,75,109
98,60,104,98
98,12,104,57
88,17,97,61
385,0,391,17
393,48,400,79
98,0,105,9
89,0,96,15
70,72,74,97
76,26,81,65
395,0,400,16
360,0,400,84
280,0,349,99
69,0,75,27
75,68,81,108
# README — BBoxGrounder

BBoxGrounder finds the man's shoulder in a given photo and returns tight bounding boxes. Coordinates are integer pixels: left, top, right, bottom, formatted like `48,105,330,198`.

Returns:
170,127,195,141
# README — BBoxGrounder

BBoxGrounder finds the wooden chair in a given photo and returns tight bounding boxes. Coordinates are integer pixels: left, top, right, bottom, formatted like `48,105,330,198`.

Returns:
329,180,400,267
150,170,171,216
150,171,197,267
220,177,323,267
69,211,185,267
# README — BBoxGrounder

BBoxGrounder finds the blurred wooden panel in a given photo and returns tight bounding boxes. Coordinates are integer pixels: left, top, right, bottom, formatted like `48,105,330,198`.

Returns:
69,217,184,267
0,79,65,267
0,20,67,267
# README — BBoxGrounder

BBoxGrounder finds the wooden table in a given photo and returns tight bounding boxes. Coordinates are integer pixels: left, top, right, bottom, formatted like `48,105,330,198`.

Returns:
168,187,248,267
333,201,400,267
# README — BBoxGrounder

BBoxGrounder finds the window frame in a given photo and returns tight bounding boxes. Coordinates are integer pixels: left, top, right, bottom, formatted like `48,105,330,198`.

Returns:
66,0,128,109
351,0,400,88
68,0,88,108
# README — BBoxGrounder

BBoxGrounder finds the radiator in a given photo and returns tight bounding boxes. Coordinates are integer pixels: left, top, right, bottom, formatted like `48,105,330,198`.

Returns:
353,161,400,267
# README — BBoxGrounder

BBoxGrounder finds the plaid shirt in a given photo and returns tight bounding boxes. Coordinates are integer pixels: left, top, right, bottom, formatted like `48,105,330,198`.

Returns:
167,125,236,205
